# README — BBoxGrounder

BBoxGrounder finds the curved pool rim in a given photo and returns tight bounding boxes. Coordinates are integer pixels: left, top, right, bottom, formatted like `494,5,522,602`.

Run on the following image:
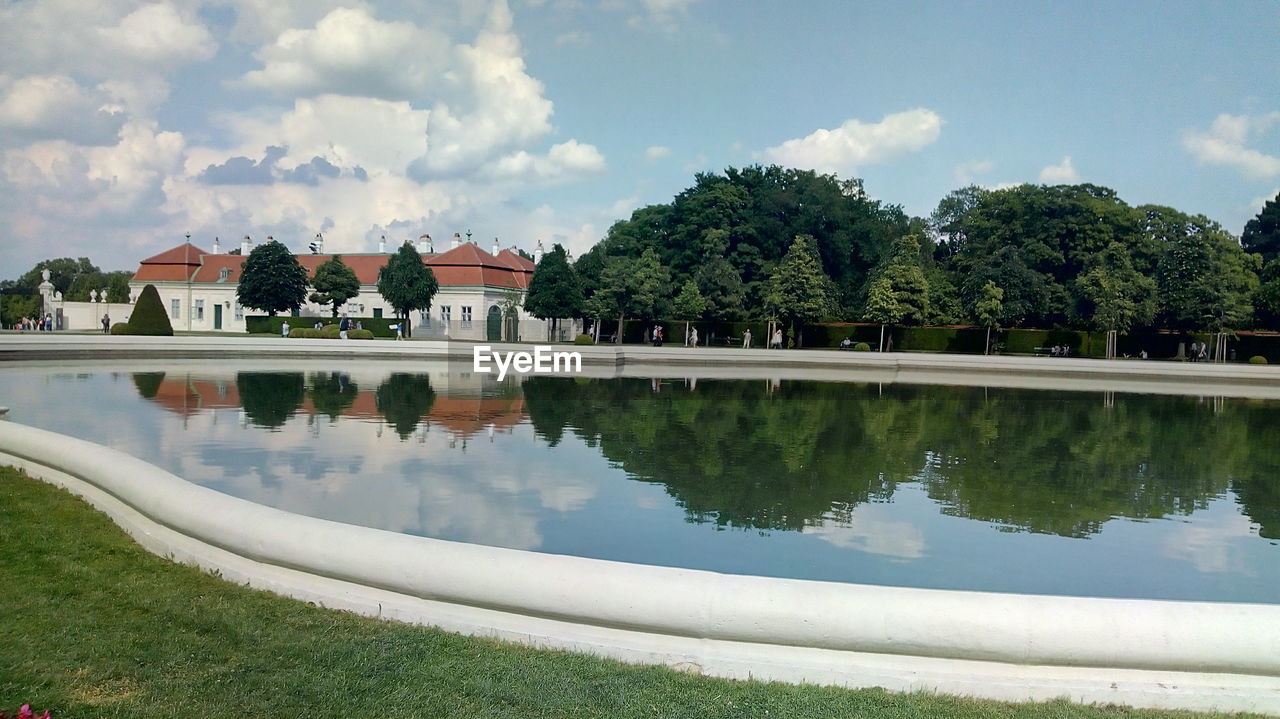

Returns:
2,339,1279,714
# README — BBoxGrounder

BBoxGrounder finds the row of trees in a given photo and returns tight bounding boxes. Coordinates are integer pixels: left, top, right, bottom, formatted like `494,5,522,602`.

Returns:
235,239,439,336
1,257,133,326
518,167,1280,344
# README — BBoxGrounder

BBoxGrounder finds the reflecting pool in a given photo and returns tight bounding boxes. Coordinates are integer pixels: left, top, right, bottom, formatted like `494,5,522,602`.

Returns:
2,361,1277,603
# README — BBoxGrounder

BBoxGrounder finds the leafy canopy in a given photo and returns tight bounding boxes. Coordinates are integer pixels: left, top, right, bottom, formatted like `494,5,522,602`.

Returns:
237,239,309,317
308,255,361,317
524,243,584,320
377,241,439,324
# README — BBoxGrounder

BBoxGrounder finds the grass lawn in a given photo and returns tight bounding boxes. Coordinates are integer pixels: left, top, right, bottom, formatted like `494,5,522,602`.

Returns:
0,466,1265,719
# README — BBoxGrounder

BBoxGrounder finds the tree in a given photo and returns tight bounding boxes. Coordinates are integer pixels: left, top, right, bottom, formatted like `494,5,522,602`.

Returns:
524,243,584,340
672,279,708,346
237,239,308,317
308,255,361,317
629,247,672,324
974,281,1004,355
766,235,836,347
374,373,436,439
1075,243,1156,336
15,257,99,295
1242,190,1280,262
377,241,438,338
862,277,898,351
1254,259,1280,330
1154,211,1257,333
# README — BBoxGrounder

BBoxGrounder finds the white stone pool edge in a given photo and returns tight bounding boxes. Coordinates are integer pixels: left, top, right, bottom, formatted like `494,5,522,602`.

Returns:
2,420,1278,715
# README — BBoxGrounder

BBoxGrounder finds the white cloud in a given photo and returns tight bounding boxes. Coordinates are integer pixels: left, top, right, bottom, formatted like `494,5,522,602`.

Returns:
1038,156,1080,184
97,3,217,70
0,75,125,146
644,145,671,161
484,139,606,183
1182,112,1280,179
239,6,452,101
952,159,993,186
761,108,943,175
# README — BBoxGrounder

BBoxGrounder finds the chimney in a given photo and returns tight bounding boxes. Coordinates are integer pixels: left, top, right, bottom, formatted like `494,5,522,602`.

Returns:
241,235,252,255
379,235,387,254
451,232,462,250
212,237,220,254
491,237,500,256
314,233,324,254
418,234,431,254
534,239,544,264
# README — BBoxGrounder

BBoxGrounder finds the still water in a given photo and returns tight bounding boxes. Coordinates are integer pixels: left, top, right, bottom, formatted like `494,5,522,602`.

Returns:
2,361,1277,603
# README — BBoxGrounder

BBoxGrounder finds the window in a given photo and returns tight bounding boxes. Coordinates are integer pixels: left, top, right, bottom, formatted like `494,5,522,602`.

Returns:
219,267,230,281
441,306,452,324
194,299,204,322
234,303,244,320
461,306,472,327
171,298,180,319
373,308,382,318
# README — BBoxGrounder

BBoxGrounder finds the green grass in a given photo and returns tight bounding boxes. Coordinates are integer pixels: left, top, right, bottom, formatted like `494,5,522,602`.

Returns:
0,467,1265,719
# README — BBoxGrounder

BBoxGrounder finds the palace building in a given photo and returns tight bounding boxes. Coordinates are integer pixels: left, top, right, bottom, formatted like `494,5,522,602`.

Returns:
127,233,573,341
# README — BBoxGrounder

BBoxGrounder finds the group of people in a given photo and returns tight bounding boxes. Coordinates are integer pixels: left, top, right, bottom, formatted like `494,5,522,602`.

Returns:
1188,341,1211,362
1049,345,1071,357
11,314,55,331
741,328,783,349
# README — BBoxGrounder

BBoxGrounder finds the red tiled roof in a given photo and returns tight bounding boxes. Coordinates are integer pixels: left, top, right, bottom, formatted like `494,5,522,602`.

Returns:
139,243,209,265
134,242,535,289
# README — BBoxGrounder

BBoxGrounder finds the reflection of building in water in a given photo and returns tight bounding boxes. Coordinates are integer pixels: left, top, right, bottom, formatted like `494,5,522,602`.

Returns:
138,370,526,441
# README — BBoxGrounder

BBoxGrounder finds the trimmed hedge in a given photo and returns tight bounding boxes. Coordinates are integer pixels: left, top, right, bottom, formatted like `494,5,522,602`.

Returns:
1250,355,1268,364
286,326,373,340
574,334,594,345
248,316,399,338
122,284,173,336
109,323,131,335
854,342,871,352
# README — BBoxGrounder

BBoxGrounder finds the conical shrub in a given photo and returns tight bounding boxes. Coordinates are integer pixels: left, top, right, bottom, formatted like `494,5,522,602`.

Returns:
126,284,174,336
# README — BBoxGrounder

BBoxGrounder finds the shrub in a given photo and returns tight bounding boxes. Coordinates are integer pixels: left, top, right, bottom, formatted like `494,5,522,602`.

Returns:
109,322,131,335
348,329,374,340
574,333,594,345
124,284,173,336
320,324,341,339
288,328,322,338
854,342,871,352
2,705,52,719
1249,355,1268,365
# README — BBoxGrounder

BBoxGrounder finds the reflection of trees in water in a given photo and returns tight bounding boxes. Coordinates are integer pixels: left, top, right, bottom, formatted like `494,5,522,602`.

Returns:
130,372,165,399
236,373,305,429
521,377,1280,538
374,373,436,439
308,372,358,421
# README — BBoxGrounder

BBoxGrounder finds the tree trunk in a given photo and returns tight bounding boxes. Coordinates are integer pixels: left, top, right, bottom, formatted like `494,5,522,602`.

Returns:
684,320,690,346
616,313,624,343
879,323,886,352
985,325,991,356
403,311,411,339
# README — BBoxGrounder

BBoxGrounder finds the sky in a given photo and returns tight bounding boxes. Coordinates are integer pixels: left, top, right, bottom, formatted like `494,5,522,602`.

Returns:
1,0,1278,276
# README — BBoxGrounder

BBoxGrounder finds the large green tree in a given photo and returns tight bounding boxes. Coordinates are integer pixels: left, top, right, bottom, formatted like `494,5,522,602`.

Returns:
1242,190,1280,262
1153,209,1258,332
308,255,361,317
1074,243,1157,334
765,235,835,347
237,239,309,317
13,257,100,295
524,243,584,339
377,241,438,338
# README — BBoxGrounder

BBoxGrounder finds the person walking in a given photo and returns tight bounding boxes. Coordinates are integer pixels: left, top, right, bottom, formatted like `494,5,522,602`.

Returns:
339,313,350,340
742,328,752,348
771,328,783,349
689,327,699,348
101,314,110,333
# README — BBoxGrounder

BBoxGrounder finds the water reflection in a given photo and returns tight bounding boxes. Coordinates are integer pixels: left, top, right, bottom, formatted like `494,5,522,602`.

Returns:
127,370,1280,543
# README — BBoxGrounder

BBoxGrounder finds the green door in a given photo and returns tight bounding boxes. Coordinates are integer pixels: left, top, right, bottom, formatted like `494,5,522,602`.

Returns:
486,305,502,341
214,303,223,330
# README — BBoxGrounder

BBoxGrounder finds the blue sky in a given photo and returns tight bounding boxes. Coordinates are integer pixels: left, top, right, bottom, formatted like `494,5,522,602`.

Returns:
1,0,1277,275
